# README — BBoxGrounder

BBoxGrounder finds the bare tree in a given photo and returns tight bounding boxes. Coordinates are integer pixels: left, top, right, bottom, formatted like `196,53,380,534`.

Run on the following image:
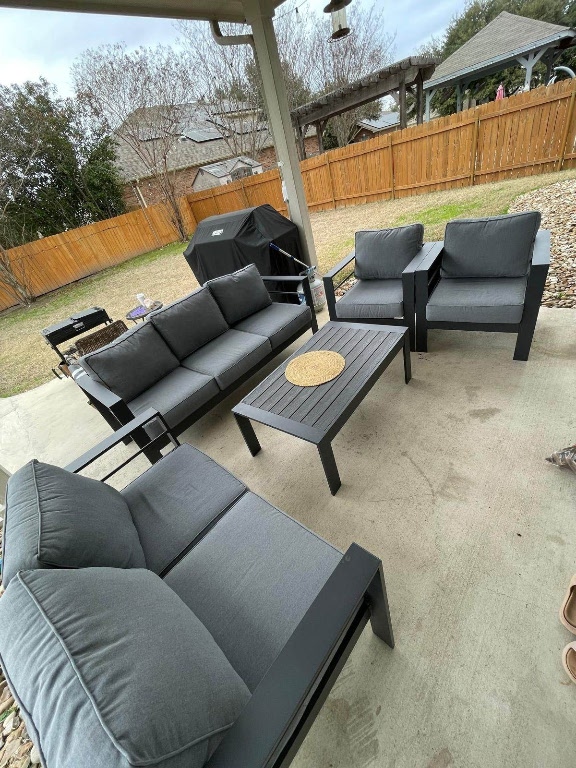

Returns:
72,44,193,241
309,4,395,146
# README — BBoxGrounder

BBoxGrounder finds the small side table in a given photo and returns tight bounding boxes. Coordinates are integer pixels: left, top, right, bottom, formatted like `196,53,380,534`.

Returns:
126,302,163,324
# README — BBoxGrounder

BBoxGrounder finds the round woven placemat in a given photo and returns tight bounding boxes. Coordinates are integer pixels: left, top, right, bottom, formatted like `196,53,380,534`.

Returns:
285,350,346,387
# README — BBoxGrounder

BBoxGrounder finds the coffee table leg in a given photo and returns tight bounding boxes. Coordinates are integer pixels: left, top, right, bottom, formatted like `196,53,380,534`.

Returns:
318,441,341,495
234,414,261,456
403,331,412,384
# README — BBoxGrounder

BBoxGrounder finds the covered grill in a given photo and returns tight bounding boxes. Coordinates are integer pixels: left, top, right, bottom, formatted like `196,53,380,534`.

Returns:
183,204,305,284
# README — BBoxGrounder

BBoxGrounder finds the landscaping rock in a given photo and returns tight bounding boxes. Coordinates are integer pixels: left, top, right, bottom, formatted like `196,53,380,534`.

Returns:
509,179,576,309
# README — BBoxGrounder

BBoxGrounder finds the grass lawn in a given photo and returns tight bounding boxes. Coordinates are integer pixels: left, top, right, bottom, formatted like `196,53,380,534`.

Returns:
2,168,575,397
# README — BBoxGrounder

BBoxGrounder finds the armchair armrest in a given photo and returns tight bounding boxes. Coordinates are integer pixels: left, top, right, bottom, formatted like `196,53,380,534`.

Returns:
324,250,355,281
65,408,179,477
206,542,392,768
531,230,551,268
413,241,444,275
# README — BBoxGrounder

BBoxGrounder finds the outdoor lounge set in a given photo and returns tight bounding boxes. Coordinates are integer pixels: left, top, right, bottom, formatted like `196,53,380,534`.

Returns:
0,211,550,768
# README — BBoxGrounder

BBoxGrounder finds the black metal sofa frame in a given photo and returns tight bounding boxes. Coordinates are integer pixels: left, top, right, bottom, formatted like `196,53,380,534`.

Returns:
66,408,395,768
72,276,318,459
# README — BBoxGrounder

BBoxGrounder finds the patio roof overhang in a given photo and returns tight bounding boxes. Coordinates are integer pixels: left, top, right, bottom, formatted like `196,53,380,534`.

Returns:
0,0,317,266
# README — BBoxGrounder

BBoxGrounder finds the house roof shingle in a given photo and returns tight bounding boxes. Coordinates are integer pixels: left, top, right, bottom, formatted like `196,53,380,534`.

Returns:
425,11,576,89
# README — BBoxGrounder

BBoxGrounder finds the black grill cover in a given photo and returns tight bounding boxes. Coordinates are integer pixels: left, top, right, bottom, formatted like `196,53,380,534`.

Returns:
183,204,304,284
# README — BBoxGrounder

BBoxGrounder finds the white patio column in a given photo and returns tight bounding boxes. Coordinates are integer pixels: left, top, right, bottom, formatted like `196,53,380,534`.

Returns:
243,0,315,266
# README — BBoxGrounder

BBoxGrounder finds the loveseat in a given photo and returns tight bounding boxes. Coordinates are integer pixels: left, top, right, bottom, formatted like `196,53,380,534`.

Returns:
73,265,316,444
0,410,394,768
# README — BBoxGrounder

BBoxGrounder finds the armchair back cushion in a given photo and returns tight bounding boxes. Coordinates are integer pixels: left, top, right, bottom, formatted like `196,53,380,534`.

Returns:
150,288,229,360
1,460,145,587
206,264,272,325
0,568,250,768
79,322,179,402
440,211,541,278
354,224,424,280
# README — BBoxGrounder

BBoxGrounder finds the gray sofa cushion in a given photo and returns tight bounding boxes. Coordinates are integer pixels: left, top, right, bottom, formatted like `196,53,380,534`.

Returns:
206,264,272,325
182,329,271,391
150,287,229,360
122,444,246,575
233,302,311,349
0,568,250,768
79,322,179,402
128,366,219,431
1,460,145,587
336,279,404,319
354,224,424,280
164,492,342,691
440,211,541,278
426,277,527,324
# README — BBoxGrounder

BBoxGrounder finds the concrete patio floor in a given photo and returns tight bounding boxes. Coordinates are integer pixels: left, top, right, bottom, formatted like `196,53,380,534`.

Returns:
1,306,575,768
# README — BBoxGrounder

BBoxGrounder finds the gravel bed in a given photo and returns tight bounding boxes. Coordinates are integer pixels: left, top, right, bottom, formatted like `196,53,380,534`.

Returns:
509,178,576,308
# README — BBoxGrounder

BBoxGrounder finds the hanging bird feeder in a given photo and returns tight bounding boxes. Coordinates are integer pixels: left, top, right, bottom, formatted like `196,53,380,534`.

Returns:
324,0,351,41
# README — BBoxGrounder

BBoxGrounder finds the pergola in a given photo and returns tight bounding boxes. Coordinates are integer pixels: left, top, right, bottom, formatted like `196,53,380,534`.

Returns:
424,11,576,119
0,0,317,265
291,56,437,156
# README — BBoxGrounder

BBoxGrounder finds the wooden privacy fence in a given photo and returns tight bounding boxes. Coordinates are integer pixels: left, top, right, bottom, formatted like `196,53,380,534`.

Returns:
2,78,575,312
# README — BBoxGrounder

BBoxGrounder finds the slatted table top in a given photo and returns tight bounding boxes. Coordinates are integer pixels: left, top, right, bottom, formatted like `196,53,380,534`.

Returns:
233,321,407,444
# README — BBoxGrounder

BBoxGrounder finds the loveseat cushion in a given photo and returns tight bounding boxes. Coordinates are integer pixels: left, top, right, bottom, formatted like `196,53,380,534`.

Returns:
128,367,219,432
164,492,342,691
150,287,229,360
206,264,272,325
233,302,312,349
79,322,179,402
440,211,541,279
182,329,271,391
0,568,250,768
1,460,145,588
354,224,424,280
336,279,404,319
122,444,246,575
426,277,527,324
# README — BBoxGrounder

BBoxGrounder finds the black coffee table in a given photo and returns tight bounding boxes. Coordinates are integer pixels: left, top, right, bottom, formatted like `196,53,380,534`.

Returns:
232,321,411,495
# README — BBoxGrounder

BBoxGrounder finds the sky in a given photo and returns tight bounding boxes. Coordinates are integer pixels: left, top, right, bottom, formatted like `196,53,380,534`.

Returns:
0,0,465,97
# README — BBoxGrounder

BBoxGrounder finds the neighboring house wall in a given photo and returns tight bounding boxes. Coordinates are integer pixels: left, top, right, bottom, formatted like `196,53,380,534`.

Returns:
122,134,320,210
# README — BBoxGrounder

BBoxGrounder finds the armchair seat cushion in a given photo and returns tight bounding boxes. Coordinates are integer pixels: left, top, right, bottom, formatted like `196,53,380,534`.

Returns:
0,568,250,768
128,367,219,430
233,302,312,349
335,279,404,320
182,329,271,391
426,277,527,324
164,492,342,692
122,444,246,575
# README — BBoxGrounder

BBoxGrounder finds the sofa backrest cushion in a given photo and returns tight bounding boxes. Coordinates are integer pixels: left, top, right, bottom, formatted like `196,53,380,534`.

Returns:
79,322,179,402
1,460,145,587
354,224,424,280
206,264,272,325
440,211,541,278
0,568,250,768
150,287,229,360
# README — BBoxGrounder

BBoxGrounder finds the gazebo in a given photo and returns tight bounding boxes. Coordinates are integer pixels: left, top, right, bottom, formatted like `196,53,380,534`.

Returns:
424,11,576,119
0,0,318,266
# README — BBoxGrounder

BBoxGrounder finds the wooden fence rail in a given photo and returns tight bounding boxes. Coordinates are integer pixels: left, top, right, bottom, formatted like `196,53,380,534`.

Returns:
1,78,575,312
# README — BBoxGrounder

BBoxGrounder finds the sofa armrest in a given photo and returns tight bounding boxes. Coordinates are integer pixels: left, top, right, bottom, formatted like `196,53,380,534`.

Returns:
206,543,393,768
261,275,317,332
531,229,551,268
72,366,125,411
65,408,178,477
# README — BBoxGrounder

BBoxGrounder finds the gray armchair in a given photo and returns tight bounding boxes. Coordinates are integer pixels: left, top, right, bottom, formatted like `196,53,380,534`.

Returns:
414,212,549,361
323,224,432,350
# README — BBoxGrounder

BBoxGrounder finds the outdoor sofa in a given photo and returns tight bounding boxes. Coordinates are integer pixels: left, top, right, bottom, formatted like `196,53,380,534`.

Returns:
0,409,394,768
72,264,317,454
414,211,549,360
322,223,429,350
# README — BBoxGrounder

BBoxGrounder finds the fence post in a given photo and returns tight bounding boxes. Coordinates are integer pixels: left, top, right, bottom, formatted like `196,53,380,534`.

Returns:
470,115,480,186
389,136,395,199
324,154,336,209
240,178,250,207
557,84,576,171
